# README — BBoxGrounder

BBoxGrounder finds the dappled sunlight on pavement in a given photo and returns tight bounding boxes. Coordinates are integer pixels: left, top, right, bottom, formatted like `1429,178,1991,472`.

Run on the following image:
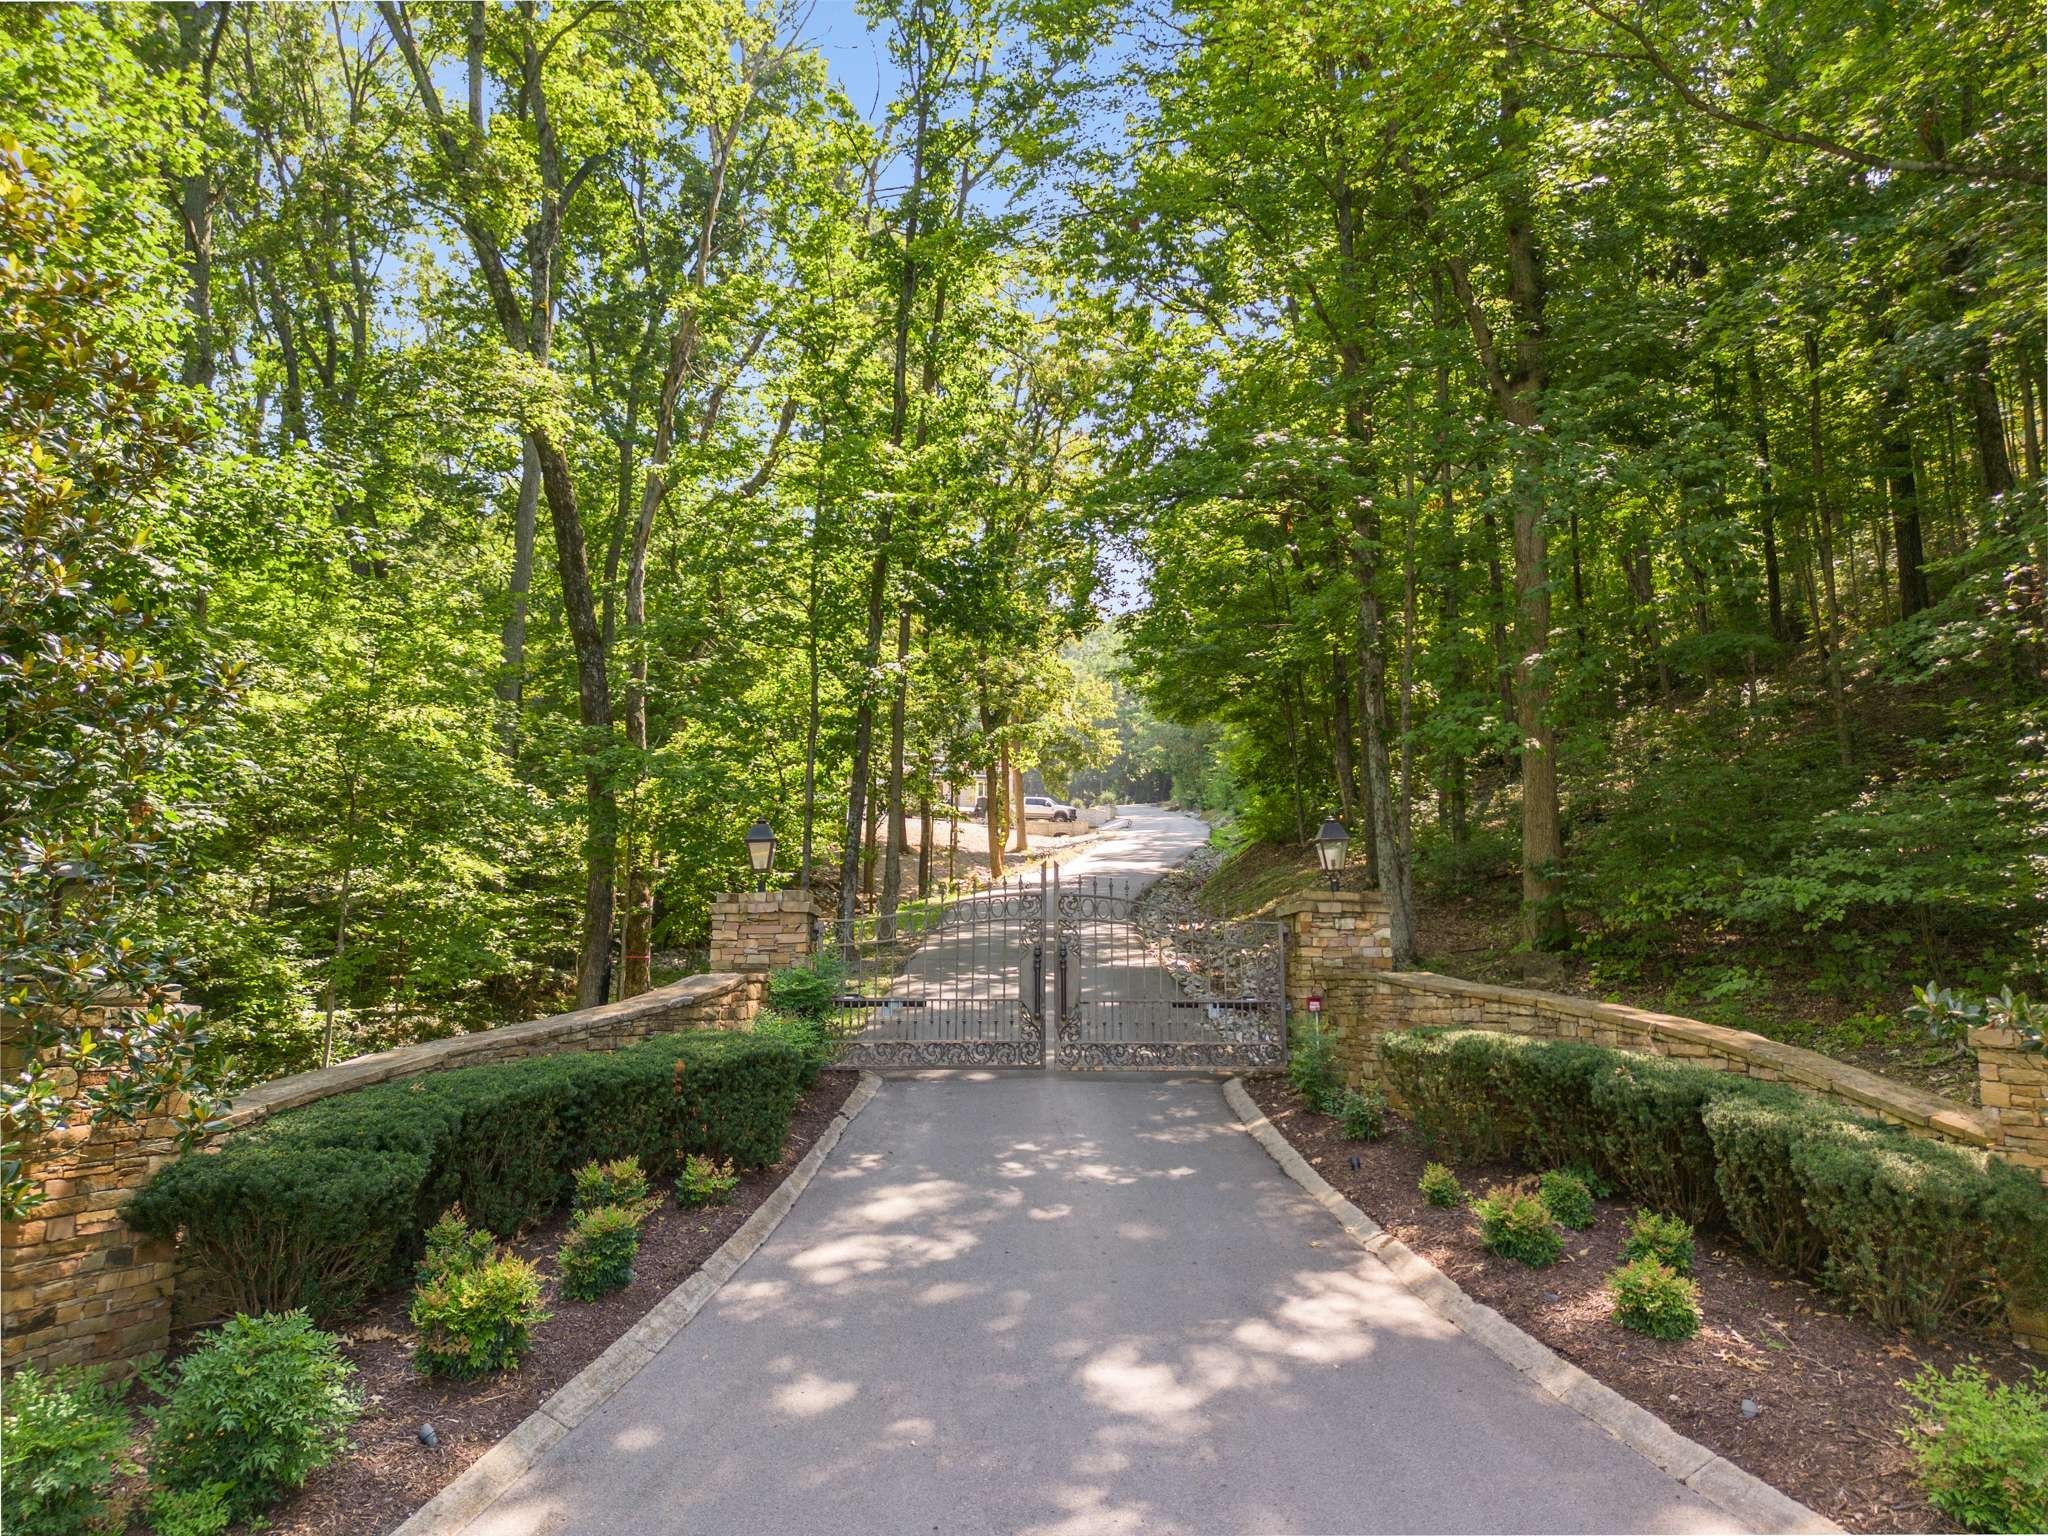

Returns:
460,1073,1745,1536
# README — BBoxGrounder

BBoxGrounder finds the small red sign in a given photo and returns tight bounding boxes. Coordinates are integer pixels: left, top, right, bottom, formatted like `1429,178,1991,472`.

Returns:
1306,994,1323,1013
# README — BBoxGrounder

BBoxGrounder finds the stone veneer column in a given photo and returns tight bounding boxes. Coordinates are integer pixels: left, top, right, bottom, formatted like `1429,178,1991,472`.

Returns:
1273,888,1393,1087
0,1010,183,1376
707,889,820,980
1974,1024,2048,1185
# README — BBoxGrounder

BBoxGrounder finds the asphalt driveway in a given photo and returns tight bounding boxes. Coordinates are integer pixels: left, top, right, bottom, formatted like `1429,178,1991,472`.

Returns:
457,1073,1739,1535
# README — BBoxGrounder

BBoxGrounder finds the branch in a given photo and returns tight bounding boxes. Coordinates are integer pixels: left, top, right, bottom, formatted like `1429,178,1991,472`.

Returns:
1580,0,2042,186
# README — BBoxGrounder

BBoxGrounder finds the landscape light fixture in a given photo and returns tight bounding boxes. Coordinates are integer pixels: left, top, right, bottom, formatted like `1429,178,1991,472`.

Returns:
745,817,775,891
1315,816,1349,890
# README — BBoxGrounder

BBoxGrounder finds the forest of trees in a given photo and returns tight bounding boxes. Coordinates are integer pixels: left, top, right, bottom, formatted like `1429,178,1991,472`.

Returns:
3,0,2042,1160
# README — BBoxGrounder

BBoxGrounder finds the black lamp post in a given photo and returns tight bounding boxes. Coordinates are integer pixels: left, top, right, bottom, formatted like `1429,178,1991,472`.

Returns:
745,817,775,892
1315,816,1349,890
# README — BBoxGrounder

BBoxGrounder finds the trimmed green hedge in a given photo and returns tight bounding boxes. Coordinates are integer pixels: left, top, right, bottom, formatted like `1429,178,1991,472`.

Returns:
126,1029,805,1322
1380,1028,2048,1334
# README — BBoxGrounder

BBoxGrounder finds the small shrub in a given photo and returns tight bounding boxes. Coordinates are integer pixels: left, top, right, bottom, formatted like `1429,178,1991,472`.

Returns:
409,1254,549,1379
1622,1209,1696,1275
677,1153,739,1208
1608,1257,1702,1340
1474,1181,1563,1268
0,1364,135,1536
1902,1362,2048,1533
572,1157,650,1215
1287,1015,1342,1112
417,1205,495,1285
1337,1087,1388,1142
147,1484,231,1536
147,1311,360,1523
1539,1169,1596,1230
558,1205,646,1301
766,952,845,1022
1419,1162,1465,1208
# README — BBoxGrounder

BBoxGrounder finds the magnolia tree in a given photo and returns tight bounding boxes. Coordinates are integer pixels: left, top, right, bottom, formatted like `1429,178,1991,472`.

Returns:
0,135,232,1218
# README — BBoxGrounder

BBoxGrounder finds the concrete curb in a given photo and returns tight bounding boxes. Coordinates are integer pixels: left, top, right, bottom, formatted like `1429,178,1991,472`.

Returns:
1221,1077,1840,1536
390,1072,883,1536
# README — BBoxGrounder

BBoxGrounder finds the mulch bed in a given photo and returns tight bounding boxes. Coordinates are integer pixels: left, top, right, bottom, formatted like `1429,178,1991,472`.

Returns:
1244,1075,2035,1535
167,1070,857,1536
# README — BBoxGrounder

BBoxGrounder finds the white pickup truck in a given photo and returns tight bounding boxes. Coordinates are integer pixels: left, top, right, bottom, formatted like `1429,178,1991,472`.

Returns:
1022,794,1079,823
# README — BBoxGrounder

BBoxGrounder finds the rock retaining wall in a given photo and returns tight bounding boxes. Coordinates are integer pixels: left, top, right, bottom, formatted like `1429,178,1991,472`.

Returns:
2,971,759,1377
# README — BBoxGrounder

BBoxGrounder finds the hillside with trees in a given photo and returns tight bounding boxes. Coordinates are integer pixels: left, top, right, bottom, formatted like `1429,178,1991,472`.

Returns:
3,0,2040,1142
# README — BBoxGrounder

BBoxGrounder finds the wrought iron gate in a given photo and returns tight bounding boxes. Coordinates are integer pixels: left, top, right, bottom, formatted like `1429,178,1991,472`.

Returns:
1050,874,1286,1071
827,873,1048,1069
826,865,1285,1072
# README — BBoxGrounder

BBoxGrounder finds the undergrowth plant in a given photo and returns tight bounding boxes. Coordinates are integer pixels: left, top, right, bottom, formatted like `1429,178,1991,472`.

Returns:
1419,1162,1465,1207
1902,1363,2048,1534
1608,1258,1702,1340
558,1204,646,1301
1623,1210,1696,1275
146,1311,360,1524
1338,1087,1387,1142
418,1205,495,1285
0,1363,135,1536
1474,1181,1563,1268
1539,1169,1595,1229
677,1153,739,1207
572,1158,650,1214
409,1254,548,1379
1287,1015,1341,1112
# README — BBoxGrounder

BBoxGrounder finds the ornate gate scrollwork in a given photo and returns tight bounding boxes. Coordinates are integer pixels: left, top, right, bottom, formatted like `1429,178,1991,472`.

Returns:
825,865,1285,1072
1052,876,1286,1072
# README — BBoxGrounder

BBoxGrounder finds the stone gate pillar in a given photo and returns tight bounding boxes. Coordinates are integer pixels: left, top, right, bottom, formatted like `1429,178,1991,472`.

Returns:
1274,888,1393,1088
707,890,819,1002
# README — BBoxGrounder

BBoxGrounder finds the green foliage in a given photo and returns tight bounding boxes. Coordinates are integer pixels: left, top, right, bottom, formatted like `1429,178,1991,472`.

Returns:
146,1312,359,1523
418,1206,496,1286
1607,1258,1702,1341
557,1204,646,1302
127,1028,804,1321
0,129,231,1218
677,1153,740,1208
146,1484,231,1536
1910,985,2045,1055
1473,1182,1564,1268
765,954,846,1024
1539,1169,1596,1230
1418,1162,1466,1208
1902,1364,2048,1534
0,1364,135,1536
751,1011,833,1090
1587,1056,1727,1226
1792,1124,2045,1333
1621,1210,1697,1276
572,1158,650,1215
1382,1028,2048,1332
409,1254,548,1379
1287,1015,1342,1113
1337,1087,1387,1142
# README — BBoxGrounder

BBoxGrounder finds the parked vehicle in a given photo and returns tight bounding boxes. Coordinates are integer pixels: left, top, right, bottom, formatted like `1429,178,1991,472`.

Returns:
1023,794,1078,823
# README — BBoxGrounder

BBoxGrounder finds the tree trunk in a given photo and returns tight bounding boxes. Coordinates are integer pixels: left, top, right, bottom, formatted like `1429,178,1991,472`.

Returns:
1010,759,1030,853
496,440,539,758
878,609,912,937
1804,330,1854,766
1746,343,1786,643
1883,386,1931,619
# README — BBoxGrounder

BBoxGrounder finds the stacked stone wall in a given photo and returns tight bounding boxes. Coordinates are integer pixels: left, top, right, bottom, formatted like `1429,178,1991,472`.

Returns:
3,970,759,1376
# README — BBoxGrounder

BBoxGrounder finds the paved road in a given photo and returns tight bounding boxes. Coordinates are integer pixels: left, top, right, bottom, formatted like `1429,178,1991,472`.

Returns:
838,806,1218,1056
461,1074,1738,1535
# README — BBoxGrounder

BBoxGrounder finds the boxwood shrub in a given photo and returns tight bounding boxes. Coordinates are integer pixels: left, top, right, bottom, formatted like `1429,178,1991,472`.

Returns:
1380,1027,2048,1334
127,1028,805,1322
